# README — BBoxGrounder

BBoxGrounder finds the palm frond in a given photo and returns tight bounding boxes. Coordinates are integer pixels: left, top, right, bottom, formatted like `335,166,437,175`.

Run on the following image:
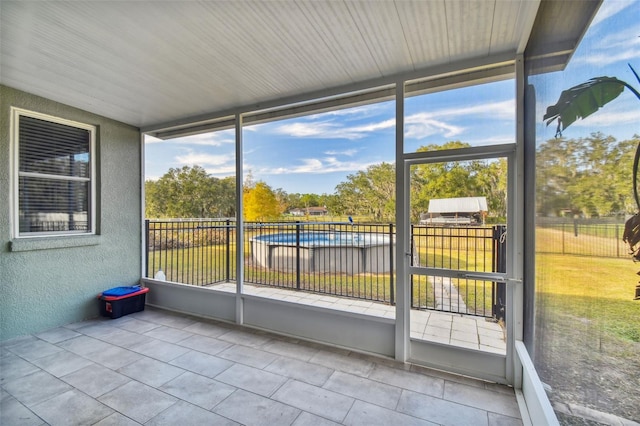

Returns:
543,77,626,136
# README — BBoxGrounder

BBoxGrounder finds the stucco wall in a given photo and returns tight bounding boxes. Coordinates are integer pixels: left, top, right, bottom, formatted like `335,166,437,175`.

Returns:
0,85,142,340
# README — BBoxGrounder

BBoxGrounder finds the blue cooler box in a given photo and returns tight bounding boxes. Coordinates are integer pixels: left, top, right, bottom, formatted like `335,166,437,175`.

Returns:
99,286,149,319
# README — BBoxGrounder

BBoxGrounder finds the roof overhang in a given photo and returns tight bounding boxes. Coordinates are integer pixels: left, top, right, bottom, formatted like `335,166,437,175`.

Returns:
0,1,601,137
525,0,602,75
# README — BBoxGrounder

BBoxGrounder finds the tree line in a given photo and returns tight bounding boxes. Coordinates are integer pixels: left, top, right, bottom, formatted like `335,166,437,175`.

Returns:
146,135,639,222
536,132,638,217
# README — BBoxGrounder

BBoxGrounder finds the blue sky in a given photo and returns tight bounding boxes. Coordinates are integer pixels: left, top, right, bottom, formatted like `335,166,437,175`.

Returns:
145,0,639,195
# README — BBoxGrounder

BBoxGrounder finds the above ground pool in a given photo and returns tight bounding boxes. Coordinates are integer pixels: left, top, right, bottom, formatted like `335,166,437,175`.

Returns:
250,231,395,274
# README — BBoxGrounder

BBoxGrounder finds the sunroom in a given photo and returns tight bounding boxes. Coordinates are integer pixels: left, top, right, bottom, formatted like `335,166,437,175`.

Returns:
3,1,638,424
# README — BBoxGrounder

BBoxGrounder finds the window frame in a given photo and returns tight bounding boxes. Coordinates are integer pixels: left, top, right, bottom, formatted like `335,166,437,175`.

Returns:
11,107,97,238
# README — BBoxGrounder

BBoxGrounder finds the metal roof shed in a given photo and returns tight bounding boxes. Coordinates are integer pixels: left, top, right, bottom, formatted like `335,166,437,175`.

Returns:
428,197,488,214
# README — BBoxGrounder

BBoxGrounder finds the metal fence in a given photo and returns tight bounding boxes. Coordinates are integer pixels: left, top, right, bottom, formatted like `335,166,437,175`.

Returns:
536,221,628,258
244,221,396,303
409,225,506,318
145,219,506,318
146,219,234,286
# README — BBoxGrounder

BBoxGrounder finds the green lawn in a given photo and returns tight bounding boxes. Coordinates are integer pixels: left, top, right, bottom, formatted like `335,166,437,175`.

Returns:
535,226,639,342
536,225,627,258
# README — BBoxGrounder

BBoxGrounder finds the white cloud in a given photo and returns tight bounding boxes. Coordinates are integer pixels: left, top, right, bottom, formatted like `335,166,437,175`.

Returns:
591,0,635,27
204,166,237,176
175,151,234,167
271,99,514,141
400,100,513,140
578,47,640,67
351,118,396,133
463,135,515,146
570,108,639,129
572,14,640,67
325,149,358,156
597,25,640,51
172,148,240,177
404,113,464,139
146,130,235,147
306,102,391,120
257,156,380,175
273,117,395,140
428,100,515,121
276,121,338,137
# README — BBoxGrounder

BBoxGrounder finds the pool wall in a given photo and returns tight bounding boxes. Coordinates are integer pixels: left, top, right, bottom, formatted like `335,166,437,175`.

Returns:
250,233,395,274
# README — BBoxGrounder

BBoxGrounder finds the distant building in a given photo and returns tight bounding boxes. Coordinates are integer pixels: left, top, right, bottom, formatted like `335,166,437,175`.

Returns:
420,197,488,225
290,206,328,216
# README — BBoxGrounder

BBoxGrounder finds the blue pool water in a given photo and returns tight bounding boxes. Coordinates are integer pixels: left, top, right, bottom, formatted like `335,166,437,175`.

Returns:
251,232,389,246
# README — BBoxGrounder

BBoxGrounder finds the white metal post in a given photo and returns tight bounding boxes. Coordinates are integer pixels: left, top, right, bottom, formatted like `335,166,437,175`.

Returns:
508,54,526,386
235,114,244,325
394,81,409,362
140,132,147,279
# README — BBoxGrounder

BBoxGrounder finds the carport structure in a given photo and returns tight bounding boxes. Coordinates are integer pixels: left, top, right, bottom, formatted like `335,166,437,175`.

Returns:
1,1,602,424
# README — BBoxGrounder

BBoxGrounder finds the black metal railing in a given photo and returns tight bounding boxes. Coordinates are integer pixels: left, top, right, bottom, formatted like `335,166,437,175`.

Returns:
145,219,507,317
146,219,235,286
409,224,506,318
244,221,396,303
536,220,627,258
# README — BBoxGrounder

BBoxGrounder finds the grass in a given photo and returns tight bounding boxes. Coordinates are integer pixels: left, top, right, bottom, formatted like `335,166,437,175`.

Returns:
147,241,400,304
412,226,496,315
536,226,627,258
535,228,640,422
540,222,625,239
536,253,640,343
535,227,639,343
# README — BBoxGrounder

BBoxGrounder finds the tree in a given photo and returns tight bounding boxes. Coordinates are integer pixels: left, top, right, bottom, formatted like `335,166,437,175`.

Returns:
567,133,636,217
335,162,396,222
243,181,281,221
536,133,640,218
300,193,321,208
286,193,303,210
319,194,340,216
535,136,582,216
474,157,508,221
145,165,235,218
272,188,290,216
412,141,507,221
212,176,236,217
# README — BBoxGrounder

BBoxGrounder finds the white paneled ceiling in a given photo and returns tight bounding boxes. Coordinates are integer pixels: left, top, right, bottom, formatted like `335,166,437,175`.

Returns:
0,1,599,131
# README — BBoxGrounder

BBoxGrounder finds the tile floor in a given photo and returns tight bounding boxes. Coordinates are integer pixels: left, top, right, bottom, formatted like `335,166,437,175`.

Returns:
1,307,521,425
212,283,506,354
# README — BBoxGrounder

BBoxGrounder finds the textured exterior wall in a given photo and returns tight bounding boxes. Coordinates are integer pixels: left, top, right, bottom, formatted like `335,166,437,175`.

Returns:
0,85,142,340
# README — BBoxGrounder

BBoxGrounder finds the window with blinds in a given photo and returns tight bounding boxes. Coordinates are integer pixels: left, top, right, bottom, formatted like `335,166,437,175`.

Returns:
13,109,96,236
